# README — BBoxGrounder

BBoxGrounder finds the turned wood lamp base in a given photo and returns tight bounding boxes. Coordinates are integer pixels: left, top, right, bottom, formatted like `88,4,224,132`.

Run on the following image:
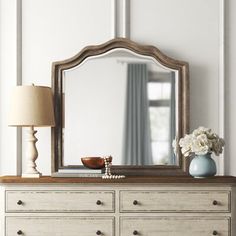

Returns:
22,126,41,178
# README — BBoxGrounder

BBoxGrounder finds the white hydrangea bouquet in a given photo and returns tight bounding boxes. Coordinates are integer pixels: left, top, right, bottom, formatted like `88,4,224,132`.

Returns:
175,126,225,157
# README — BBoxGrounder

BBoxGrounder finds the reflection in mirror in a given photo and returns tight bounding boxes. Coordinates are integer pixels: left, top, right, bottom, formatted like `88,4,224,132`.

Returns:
63,49,178,166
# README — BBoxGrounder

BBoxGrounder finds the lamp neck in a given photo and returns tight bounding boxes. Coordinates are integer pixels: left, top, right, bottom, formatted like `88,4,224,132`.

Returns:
29,126,35,132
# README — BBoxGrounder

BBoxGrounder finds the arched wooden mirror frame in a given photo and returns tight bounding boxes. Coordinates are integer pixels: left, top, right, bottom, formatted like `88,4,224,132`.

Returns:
51,38,189,176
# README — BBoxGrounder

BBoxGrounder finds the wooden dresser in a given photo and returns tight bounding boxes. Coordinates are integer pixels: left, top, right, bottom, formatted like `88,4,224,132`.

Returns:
0,176,236,236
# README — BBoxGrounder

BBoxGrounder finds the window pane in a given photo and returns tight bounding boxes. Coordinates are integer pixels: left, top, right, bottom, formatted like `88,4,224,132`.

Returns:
148,83,162,100
149,107,170,141
148,82,171,100
162,83,171,99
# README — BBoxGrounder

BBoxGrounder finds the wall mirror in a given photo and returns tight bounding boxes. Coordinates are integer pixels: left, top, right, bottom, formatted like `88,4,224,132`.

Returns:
52,38,189,176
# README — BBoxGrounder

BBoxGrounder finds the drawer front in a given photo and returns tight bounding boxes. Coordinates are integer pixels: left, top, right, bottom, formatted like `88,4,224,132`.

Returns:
6,190,114,212
120,217,230,236
120,190,230,212
6,217,114,236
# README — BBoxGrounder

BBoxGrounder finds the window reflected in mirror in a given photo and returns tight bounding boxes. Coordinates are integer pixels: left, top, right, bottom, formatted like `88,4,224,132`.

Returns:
148,77,175,165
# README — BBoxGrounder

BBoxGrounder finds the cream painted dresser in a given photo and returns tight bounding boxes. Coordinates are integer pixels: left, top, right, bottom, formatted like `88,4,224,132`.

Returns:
0,176,236,236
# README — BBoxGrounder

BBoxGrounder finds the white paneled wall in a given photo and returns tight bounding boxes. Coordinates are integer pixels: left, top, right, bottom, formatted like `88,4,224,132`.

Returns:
0,0,235,175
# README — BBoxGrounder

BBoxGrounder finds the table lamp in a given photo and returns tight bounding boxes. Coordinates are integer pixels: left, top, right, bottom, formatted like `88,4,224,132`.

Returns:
8,85,55,178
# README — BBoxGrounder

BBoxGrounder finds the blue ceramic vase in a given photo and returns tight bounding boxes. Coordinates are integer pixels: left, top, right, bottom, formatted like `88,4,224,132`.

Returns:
189,153,216,178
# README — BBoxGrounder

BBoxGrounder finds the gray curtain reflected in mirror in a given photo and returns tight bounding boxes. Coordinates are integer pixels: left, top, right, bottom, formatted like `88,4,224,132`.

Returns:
123,64,176,165
123,64,152,165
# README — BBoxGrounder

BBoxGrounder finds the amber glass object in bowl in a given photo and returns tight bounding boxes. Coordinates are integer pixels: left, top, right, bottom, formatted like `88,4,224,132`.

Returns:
81,156,112,169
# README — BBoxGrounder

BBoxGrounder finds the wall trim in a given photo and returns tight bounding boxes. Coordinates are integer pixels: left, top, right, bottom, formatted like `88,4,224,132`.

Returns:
122,0,130,38
218,0,225,175
111,0,117,38
16,0,22,175
111,0,130,38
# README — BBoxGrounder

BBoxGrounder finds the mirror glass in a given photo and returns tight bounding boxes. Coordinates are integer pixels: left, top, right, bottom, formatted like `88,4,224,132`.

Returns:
62,48,179,166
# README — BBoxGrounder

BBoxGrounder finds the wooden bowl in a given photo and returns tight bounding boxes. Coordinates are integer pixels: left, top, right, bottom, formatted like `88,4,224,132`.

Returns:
81,157,112,169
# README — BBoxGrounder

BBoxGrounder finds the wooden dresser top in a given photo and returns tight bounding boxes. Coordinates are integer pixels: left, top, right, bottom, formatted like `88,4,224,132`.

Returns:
0,176,236,185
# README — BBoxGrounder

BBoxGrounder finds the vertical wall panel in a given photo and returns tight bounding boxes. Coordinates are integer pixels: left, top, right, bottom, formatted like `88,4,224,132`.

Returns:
0,0,20,175
21,0,112,175
130,0,223,171
225,0,236,175
130,0,220,132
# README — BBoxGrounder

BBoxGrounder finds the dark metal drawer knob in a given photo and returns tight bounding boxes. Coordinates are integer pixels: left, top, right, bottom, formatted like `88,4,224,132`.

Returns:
96,200,102,205
133,230,138,235
133,200,138,205
213,230,218,235
96,230,102,235
212,200,218,205
17,230,23,235
17,200,23,205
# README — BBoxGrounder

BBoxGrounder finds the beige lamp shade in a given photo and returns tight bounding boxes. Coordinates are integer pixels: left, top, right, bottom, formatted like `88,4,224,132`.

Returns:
8,85,55,127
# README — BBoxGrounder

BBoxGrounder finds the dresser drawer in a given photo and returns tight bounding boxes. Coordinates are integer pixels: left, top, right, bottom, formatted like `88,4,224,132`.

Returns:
120,217,230,236
6,190,114,212
120,190,230,212
6,217,114,236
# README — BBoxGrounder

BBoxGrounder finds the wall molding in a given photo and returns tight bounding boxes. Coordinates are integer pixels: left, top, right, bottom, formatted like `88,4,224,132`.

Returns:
122,0,130,38
218,0,225,175
111,0,130,38
111,0,117,38
16,0,22,175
